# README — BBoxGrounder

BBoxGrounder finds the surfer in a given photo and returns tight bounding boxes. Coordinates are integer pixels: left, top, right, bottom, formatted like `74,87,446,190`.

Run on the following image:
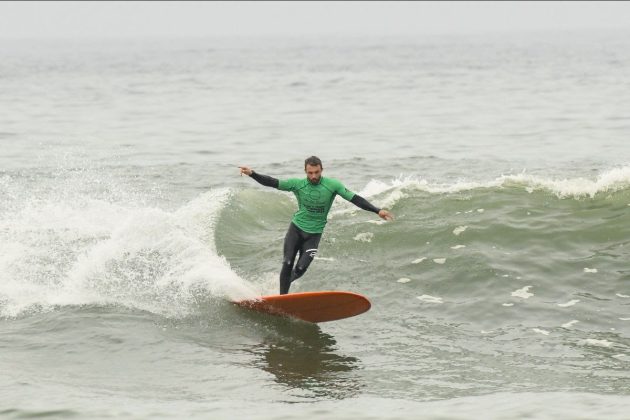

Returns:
239,156,393,294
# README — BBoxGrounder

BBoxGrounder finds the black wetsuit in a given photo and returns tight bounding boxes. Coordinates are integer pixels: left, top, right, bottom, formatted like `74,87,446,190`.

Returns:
279,222,322,295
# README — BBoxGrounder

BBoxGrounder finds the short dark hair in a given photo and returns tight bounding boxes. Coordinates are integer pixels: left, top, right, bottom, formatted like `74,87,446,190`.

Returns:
304,156,323,169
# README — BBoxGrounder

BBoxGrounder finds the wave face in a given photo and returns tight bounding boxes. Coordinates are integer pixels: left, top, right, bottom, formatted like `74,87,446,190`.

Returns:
219,167,630,328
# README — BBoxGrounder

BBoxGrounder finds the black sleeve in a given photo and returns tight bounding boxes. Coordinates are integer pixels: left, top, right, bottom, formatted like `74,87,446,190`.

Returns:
350,194,381,214
250,171,279,189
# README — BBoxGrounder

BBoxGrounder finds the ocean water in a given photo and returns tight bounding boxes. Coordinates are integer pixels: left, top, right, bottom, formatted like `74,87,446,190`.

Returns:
1,32,629,419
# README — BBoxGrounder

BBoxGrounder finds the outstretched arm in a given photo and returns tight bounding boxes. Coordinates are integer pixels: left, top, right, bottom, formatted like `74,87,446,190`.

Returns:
350,194,394,221
238,166,279,189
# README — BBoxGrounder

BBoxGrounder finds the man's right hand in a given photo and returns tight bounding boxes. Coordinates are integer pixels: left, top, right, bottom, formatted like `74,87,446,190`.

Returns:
238,166,253,176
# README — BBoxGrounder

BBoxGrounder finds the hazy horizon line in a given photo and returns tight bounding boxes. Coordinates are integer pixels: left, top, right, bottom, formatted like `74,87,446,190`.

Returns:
2,26,629,42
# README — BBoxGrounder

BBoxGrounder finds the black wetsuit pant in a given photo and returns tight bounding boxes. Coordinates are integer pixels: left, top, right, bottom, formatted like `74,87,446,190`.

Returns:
280,223,322,295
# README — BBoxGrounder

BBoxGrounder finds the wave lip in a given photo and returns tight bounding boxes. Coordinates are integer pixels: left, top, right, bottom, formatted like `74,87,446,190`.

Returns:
503,165,630,198
350,165,630,209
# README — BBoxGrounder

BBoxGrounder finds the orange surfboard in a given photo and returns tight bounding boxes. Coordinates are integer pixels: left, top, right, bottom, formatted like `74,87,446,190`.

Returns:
233,291,371,323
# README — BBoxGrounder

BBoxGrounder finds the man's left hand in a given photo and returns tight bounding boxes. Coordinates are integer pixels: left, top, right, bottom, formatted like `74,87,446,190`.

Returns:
378,210,394,221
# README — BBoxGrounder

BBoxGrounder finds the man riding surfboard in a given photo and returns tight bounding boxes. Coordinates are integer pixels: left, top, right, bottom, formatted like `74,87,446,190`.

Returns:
239,156,393,294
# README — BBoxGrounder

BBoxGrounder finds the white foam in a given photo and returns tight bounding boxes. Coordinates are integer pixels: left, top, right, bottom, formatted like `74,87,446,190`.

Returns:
353,232,374,243
502,303,514,307
252,271,280,296
557,299,580,307
612,354,630,361
397,277,411,284
450,245,466,250
584,268,598,273
562,320,579,328
533,328,550,336
453,226,468,236
314,256,336,262
616,293,630,298
365,219,387,225
0,188,258,318
511,286,533,299
620,318,630,321
501,166,630,198
477,209,485,213
358,176,420,197
581,339,614,348
417,295,443,304
411,257,426,264
433,258,446,264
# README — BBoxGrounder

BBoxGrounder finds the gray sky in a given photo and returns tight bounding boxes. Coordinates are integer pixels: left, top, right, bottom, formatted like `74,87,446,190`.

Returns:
0,1,629,39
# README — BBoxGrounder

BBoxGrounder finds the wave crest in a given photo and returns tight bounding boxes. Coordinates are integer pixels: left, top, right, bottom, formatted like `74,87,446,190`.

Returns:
355,165,630,209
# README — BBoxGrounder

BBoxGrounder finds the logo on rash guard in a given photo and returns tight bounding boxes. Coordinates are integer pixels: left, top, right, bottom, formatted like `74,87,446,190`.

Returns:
305,188,324,213
305,205,325,213
307,189,322,201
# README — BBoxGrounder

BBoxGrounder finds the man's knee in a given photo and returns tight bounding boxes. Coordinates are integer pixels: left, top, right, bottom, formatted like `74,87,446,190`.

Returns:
280,259,293,278
294,264,308,277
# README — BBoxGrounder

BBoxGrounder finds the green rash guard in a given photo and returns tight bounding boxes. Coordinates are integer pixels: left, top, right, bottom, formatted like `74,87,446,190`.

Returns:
278,177,355,234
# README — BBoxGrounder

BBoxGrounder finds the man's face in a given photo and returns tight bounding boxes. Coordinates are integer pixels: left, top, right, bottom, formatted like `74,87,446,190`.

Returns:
305,164,322,185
